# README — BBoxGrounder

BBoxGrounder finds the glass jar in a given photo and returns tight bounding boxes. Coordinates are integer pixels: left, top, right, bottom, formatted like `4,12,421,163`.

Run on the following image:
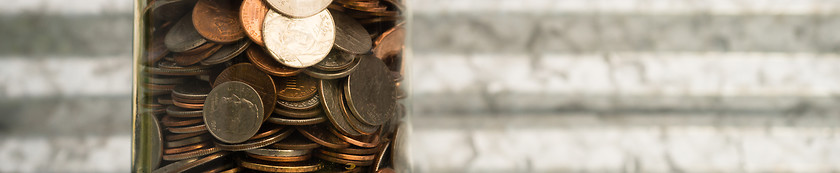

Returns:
131,0,410,172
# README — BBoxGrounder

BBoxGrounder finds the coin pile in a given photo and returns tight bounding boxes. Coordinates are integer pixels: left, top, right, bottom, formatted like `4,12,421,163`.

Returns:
138,0,405,172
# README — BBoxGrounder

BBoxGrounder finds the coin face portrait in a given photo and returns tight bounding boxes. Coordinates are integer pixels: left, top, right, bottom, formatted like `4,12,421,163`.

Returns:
263,10,334,68
204,81,265,143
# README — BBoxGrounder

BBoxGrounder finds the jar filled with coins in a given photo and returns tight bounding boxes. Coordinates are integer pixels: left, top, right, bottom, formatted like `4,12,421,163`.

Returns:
131,0,409,172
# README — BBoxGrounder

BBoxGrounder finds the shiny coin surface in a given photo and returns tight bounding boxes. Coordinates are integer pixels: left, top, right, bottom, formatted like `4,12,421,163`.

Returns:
239,0,269,46
247,46,304,77
331,9,372,54
344,54,396,126
263,10,335,68
204,81,265,143
275,74,319,102
213,63,276,120
165,13,207,52
264,0,332,18
319,79,362,136
193,0,246,43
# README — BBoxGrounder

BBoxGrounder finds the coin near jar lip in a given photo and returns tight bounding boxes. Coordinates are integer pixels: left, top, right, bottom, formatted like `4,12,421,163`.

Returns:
239,0,268,46
193,0,246,43
204,81,264,143
372,140,390,171
264,0,332,18
314,49,356,72
263,10,335,68
272,132,321,150
275,74,318,102
154,152,229,173
276,95,320,110
146,30,170,66
150,0,198,21
303,54,362,80
319,79,362,136
330,9,372,54
246,45,304,77
344,54,396,126
372,22,405,61
147,113,164,169
162,147,221,161
239,156,324,173
213,63,276,120
267,116,326,126
200,39,251,65
297,124,351,149
166,105,203,118
165,13,207,52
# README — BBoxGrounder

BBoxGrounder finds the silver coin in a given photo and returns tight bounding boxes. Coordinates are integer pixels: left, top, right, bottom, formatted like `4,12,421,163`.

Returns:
319,79,362,136
200,39,251,65
165,13,207,53
150,0,197,21
264,0,332,18
313,49,356,72
204,81,265,143
344,54,396,126
246,148,311,157
330,9,372,54
276,95,320,110
263,10,334,68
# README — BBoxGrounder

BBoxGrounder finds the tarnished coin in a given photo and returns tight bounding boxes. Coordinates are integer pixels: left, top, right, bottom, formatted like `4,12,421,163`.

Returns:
239,0,269,46
246,46,304,77
275,74,319,102
246,153,312,162
216,127,294,151
193,0,246,43
161,115,204,127
264,0,332,18
200,39,251,65
344,55,396,126
263,10,335,68
319,79,362,136
166,130,208,141
177,42,218,55
168,123,207,134
313,49,356,72
316,153,373,166
267,116,326,126
303,53,362,79
154,152,229,173
372,22,405,61
165,13,207,52
330,9,372,54
172,79,212,100
204,81,264,143
146,113,164,169
318,150,375,161
145,29,170,66
330,127,379,148
297,124,350,149
339,88,378,135
213,63,276,120
150,0,198,21
276,95,320,110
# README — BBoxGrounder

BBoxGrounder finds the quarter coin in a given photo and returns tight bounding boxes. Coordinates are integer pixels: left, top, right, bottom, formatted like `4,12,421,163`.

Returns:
204,81,264,143
263,10,335,68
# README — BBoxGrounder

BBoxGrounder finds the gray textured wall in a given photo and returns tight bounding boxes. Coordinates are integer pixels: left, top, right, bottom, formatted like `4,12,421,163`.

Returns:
1,0,840,172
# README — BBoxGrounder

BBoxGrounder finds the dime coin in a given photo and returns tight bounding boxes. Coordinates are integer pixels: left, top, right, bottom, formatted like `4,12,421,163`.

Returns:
204,81,265,143
263,10,335,68
372,22,405,61
344,54,396,126
193,0,246,43
239,0,269,46
330,9,372,54
165,13,207,53
275,74,318,102
213,63,276,120
264,0,332,18
200,39,251,65
246,46,304,77
319,79,362,136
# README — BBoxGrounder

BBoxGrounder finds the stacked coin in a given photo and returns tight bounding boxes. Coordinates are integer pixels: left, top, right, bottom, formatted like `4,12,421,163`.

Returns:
139,0,405,172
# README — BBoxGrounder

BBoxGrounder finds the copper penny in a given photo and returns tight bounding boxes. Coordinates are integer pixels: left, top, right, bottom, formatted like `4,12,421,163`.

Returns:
173,43,222,66
274,74,318,102
164,142,211,154
246,46,304,77
238,157,324,173
213,63,276,120
177,42,217,55
172,78,212,100
165,12,207,52
246,153,311,162
161,115,204,127
249,124,284,140
193,0,245,43
168,123,207,134
315,153,373,166
330,128,379,148
216,127,294,151
166,130,208,141
239,0,268,46
318,150,375,161
372,23,405,61
173,99,204,109
166,105,203,118
162,147,221,161
154,152,229,173
296,124,350,149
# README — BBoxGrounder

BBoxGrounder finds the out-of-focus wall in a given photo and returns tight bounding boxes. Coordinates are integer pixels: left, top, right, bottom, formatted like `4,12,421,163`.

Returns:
0,0,839,172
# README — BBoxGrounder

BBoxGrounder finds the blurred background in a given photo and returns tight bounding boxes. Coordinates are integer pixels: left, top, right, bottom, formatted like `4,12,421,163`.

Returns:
1,0,840,172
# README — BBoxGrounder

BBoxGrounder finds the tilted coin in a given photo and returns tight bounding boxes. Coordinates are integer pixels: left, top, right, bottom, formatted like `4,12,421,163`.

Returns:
316,153,373,166
193,0,246,43
150,0,198,21
339,88,378,135
161,115,203,127
202,163,236,173
145,28,170,66
213,63,276,120
263,10,335,68
303,53,362,80
318,150,375,161
372,141,390,171
246,45,304,77
200,39,251,65
164,142,211,154
239,0,269,46
327,145,379,155
330,127,379,148
172,78,212,100
216,127,294,151
165,12,207,52
275,74,319,102
319,79,362,136
152,157,199,173
163,147,221,161
297,124,350,149
264,0,332,18
276,95,320,110
330,9,372,54
145,113,164,169
204,81,264,143
176,42,218,55
272,132,321,150
344,54,396,126
372,22,405,61
166,134,210,148
314,49,356,72
249,124,284,140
